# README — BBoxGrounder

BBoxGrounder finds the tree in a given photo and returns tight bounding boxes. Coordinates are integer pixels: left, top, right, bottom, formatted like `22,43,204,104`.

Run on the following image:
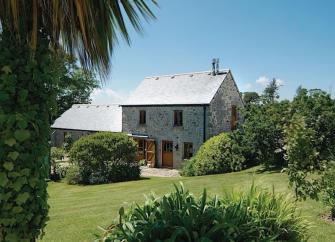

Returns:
284,114,320,199
289,88,335,160
52,54,99,122
240,82,290,168
243,91,259,105
263,78,280,103
285,88,335,219
0,1,156,241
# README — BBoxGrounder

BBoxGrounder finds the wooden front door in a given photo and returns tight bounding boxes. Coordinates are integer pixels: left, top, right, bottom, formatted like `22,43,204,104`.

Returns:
162,141,173,168
146,139,156,167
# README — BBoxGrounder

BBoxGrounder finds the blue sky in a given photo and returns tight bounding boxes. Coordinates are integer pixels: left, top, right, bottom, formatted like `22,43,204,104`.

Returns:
91,0,335,104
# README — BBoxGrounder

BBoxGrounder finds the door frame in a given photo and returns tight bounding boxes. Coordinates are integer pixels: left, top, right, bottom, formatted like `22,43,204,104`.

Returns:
161,140,173,168
133,138,146,162
146,139,156,167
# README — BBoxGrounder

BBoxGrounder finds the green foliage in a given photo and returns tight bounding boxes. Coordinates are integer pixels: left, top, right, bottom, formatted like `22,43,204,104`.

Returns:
284,89,335,220
63,133,74,152
97,183,309,242
242,91,260,105
0,32,52,241
0,1,157,75
238,79,292,168
50,147,66,181
65,165,81,185
138,159,147,166
241,98,290,168
284,114,321,200
321,167,335,220
68,132,139,184
0,1,156,241
51,147,65,161
182,133,245,176
290,88,335,161
262,78,280,104
51,52,99,122
229,128,259,168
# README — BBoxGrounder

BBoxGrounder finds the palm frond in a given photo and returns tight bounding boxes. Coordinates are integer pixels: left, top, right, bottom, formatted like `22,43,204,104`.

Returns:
0,0,157,75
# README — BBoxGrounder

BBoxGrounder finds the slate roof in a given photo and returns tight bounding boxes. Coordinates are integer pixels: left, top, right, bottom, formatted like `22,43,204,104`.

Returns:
51,104,122,132
122,70,229,106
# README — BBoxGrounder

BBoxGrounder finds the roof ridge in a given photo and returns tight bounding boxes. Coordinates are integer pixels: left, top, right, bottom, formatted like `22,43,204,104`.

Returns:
145,69,230,79
72,104,120,107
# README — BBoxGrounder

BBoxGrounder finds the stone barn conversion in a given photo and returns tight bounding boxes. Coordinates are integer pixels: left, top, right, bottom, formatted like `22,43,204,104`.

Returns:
51,67,244,169
121,68,243,168
51,104,122,146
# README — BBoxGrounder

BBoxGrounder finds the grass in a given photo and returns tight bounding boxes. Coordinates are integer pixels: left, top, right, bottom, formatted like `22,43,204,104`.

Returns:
40,166,335,242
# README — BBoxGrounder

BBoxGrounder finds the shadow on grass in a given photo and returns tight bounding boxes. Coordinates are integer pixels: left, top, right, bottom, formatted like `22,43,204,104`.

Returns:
49,176,152,186
254,165,283,174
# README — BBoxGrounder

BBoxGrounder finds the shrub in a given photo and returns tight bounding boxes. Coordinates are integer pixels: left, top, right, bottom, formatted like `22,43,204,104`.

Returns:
65,165,81,185
138,159,147,166
63,133,74,152
284,89,335,219
49,147,65,181
321,167,335,220
229,129,259,168
182,133,245,176
284,114,321,199
241,101,290,168
51,147,65,161
68,132,139,184
97,184,309,242
50,147,66,181
290,88,335,161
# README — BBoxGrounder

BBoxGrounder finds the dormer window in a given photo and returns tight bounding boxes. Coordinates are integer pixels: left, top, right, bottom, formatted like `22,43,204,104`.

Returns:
174,110,183,126
139,110,146,124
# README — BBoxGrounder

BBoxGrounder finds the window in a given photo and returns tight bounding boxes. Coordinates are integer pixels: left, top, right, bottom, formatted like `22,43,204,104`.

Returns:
139,110,146,124
137,139,145,154
163,141,173,152
231,105,237,130
174,110,183,126
183,142,193,159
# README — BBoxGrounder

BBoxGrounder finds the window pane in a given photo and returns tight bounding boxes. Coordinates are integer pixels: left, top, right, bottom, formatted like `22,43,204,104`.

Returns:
174,110,183,126
139,110,146,124
183,142,193,159
163,141,173,152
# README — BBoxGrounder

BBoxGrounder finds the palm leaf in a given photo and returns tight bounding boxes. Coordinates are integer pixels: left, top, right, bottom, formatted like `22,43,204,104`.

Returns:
0,0,157,75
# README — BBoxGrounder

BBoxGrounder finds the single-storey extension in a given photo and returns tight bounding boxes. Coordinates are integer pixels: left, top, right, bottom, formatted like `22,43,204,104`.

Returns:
51,104,121,146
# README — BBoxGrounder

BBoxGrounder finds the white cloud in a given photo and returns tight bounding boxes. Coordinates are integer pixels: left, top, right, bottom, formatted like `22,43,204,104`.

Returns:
276,78,284,86
256,76,284,87
90,88,129,104
256,76,270,87
244,83,253,90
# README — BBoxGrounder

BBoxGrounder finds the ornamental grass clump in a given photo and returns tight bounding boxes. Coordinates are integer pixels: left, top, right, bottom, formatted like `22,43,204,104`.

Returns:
97,183,309,242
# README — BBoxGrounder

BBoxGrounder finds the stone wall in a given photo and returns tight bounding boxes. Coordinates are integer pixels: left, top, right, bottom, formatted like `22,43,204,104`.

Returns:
122,105,206,168
51,129,93,147
207,71,244,137
122,72,244,169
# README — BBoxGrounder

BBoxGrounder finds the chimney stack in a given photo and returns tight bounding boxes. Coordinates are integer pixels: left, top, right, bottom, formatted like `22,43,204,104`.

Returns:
211,58,220,75
212,58,216,75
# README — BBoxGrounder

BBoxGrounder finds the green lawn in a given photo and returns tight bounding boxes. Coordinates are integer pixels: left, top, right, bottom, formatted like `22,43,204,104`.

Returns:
40,167,335,242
